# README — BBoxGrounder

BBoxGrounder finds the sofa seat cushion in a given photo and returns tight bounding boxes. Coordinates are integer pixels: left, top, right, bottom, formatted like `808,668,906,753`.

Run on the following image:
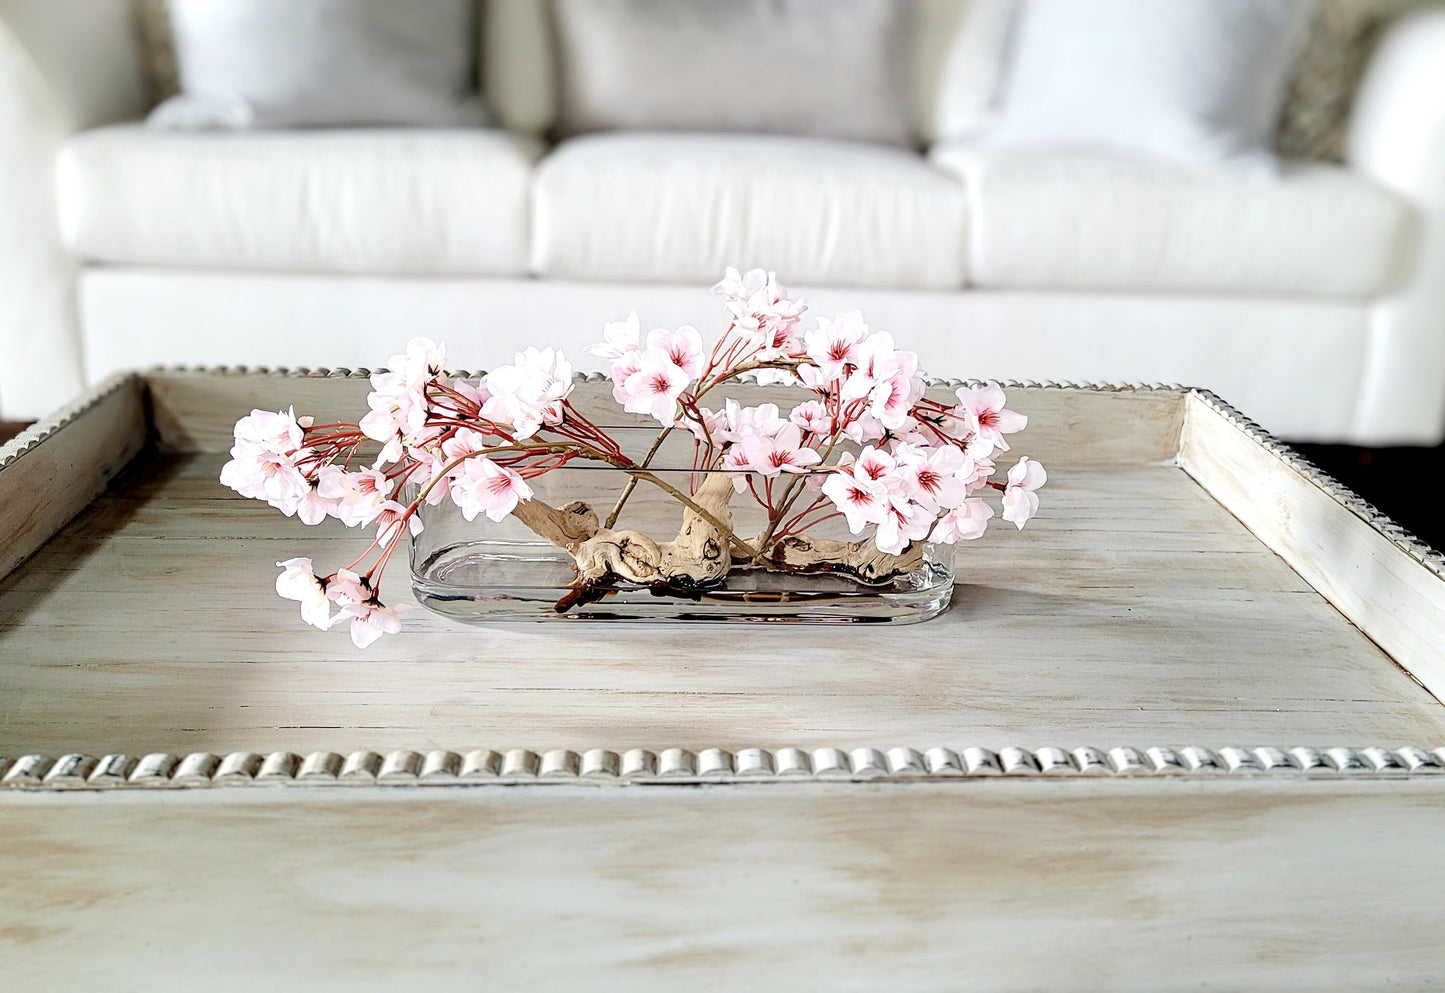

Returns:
58,125,542,275
532,133,969,289
931,145,1416,297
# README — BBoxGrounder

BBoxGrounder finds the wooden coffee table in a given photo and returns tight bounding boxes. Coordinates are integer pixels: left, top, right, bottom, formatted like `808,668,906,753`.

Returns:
3,370,1444,990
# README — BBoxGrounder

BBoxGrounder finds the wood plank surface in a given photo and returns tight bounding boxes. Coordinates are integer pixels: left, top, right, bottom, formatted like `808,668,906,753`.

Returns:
0,375,147,583
1180,393,1445,708
2,779,1444,992
3,448,1443,756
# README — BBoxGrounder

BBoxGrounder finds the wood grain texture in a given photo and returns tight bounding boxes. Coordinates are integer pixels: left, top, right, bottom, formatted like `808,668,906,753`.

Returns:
1180,392,1445,708
3,780,1445,992
4,447,1445,756
0,375,147,583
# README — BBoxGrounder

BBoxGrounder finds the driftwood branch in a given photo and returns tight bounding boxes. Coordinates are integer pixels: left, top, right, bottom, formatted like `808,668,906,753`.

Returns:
505,472,920,609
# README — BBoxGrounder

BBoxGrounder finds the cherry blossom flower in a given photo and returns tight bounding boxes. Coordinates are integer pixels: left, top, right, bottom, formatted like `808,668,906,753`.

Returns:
870,372,919,430
739,424,822,477
874,496,934,555
956,454,996,492
359,371,425,465
714,400,788,444
895,442,968,512
588,311,641,362
232,407,307,456
330,600,411,649
646,326,706,380
840,409,886,445
622,349,692,422
852,446,902,490
392,336,446,391
317,466,391,527
221,449,302,505
789,400,835,437
609,349,644,407
956,384,1028,455
288,482,336,526
714,267,807,355
450,457,534,523
1002,456,1047,528
930,499,995,543
275,557,331,630
326,568,370,606
821,465,890,534
482,347,574,438
804,311,870,380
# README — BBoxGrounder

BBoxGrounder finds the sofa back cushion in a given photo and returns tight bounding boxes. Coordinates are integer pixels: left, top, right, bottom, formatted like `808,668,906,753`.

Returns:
145,0,488,129
484,0,1016,143
547,0,913,145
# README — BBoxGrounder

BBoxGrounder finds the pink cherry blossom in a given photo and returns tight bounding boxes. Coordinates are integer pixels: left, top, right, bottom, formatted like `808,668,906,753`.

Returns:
956,384,1028,455
450,457,534,523
930,499,995,543
895,442,968,512
588,311,641,362
789,400,834,437
327,568,370,606
821,466,890,534
804,311,870,381
622,349,692,423
842,332,913,401
482,347,574,439
714,267,807,355
739,424,822,477
390,337,446,391
290,483,335,526
956,454,996,492
852,446,902,490
330,600,410,649
869,372,918,431
874,496,934,555
727,400,787,441
359,371,426,464
317,466,391,527
646,326,706,380
1001,456,1046,528
609,349,643,407
232,407,306,456
275,557,331,630
840,409,886,445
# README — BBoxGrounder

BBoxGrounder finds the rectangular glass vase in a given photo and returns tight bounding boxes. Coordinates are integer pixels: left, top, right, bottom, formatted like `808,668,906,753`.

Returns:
408,462,955,624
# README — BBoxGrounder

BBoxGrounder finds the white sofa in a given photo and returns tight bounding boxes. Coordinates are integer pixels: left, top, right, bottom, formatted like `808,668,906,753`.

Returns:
3,0,1445,444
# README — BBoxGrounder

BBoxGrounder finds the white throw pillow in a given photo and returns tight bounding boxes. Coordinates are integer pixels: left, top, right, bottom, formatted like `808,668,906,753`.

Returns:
981,0,1315,171
915,0,1019,143
148,0,488,130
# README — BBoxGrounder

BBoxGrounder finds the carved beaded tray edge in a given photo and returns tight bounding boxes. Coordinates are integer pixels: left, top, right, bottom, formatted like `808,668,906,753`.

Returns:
4,744,1445,790
5,370,1445,791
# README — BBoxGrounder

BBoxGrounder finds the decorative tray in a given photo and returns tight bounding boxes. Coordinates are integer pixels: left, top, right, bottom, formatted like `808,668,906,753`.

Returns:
3,369,1444,990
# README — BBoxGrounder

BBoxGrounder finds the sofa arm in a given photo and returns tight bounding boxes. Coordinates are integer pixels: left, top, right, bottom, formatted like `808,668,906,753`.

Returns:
1344,8,1445,443
0,0,147,420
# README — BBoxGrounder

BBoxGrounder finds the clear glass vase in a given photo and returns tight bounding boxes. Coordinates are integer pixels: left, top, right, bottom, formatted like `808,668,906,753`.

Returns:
408,442,955,623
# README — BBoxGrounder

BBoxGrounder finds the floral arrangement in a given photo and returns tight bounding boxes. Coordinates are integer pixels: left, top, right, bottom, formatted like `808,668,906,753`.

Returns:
222,269,1045,646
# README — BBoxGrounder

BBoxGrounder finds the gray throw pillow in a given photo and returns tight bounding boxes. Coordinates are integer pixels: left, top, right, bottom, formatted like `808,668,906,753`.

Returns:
147,0,487,130
550,0,915,146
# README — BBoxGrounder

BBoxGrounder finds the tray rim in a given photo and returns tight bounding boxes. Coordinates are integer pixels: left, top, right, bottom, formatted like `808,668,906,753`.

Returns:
4,368,1445,790
4,744,1445,790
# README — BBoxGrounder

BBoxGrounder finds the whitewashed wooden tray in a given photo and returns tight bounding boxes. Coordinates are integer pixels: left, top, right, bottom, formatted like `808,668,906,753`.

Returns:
3,369,1445,991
